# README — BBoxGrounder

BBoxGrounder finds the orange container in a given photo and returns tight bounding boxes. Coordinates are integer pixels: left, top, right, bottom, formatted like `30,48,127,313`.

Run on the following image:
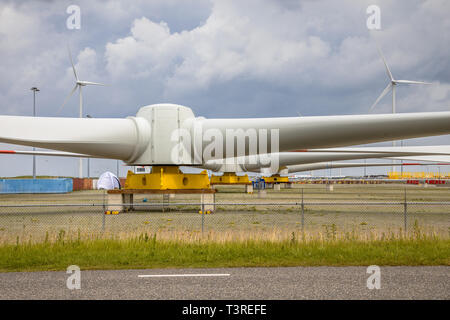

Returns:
72,178,83,191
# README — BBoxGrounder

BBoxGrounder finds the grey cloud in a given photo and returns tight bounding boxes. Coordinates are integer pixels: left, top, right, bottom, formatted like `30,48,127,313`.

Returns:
0,0,448,177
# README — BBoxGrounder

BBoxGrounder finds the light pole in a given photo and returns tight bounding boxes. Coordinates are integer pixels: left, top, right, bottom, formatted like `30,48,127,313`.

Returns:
86,115,92,178
30,87,40,179
400,140,404,177
364,159,367,177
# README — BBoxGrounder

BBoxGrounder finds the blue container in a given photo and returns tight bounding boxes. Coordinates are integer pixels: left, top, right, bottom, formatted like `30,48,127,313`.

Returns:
0,179,73,194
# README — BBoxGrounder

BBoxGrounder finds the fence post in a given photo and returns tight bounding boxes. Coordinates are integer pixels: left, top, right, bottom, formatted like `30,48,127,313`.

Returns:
301,188,305,233
102,211,106,232
102,190,106,232
404,188,407,234
201,193,205,235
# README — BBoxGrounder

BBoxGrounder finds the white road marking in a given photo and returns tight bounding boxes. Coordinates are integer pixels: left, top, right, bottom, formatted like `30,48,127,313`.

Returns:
138,273,230,278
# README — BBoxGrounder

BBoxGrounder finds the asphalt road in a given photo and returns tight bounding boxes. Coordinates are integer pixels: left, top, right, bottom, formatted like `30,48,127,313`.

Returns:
0,266,448,300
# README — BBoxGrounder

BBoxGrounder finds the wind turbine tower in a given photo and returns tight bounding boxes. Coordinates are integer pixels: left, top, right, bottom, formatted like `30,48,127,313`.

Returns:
58,47,105,178
369,46,431,171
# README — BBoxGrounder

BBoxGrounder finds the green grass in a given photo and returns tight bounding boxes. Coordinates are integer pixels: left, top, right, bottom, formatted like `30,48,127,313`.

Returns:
0,235,448,272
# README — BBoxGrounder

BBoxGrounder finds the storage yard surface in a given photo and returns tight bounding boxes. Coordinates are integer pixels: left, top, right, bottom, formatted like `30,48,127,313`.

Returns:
0,184,448,242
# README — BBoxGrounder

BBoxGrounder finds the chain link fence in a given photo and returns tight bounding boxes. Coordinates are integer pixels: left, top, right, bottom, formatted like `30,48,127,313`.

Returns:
0,184,449,243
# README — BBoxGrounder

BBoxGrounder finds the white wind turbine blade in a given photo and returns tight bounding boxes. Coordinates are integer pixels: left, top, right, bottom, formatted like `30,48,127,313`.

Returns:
212,147,450,172
286,161,446,174
369,83,392,112
395,80,432,85
1,111,450,164
78,81,106,86
0,149,102,158
201,112,450,156
67,46,78,81
376,45,394,81
389,155,450,163
301,146,450,155
56,84,78,115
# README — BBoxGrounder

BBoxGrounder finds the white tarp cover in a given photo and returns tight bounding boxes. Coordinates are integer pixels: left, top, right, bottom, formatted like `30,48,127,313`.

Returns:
97,171,121,190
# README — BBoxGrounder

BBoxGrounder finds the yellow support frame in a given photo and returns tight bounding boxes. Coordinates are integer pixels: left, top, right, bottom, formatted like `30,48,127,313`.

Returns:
263,174,289,184
124,166,210,190
210,172,251,184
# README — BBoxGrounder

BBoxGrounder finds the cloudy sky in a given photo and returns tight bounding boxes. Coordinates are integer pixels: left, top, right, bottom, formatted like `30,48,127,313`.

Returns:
0,0,449,177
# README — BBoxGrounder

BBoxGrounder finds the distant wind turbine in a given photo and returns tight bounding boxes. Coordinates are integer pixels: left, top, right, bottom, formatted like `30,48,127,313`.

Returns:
369,45,432,171
58,46,105,178
369,46,432,114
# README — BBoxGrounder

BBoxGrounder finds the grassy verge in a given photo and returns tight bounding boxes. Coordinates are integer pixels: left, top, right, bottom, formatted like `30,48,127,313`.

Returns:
1,234,448,272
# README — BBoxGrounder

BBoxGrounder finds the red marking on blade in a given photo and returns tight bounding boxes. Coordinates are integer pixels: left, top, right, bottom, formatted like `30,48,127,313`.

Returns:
0,150,16,154
291,149,308,152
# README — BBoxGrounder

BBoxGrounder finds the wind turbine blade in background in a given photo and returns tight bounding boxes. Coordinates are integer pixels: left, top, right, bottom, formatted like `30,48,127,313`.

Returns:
56,84,78,115
376,45,394,81
395,80,432,85
78,81,106,86
369,83,392,112
67,45,78,81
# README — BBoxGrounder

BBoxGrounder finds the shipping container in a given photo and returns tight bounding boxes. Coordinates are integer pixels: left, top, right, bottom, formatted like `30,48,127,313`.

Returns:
0,179,73,194
72,178,94,191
